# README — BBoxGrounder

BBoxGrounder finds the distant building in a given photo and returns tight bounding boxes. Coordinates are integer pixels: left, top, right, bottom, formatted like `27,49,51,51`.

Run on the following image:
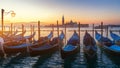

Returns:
44,16,89,27
65,20,78,27
61,16,89,27
64,20,89,27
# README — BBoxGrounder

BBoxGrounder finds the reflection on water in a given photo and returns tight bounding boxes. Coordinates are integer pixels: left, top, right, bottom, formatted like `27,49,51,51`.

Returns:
0,27,120,68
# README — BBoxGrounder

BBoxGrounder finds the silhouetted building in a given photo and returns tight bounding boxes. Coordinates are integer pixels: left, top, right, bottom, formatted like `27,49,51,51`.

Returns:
66,20,78,27
44,16,89,27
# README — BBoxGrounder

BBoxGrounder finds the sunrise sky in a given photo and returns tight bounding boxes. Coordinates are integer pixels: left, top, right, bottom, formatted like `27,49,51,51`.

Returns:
0,0,120,25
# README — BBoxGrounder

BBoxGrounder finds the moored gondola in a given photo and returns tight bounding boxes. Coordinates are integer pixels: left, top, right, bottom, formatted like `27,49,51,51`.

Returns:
2,31,53,55
30,31,53,48
30,31,65,56
95,31,120,56
61,31,80,59
110,31,120,45
2,32,36,55
0,37,5,57
2,30,26,42
83,31,97,60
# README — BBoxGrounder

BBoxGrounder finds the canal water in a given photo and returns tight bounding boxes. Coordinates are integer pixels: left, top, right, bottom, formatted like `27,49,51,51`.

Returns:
0,27,120,68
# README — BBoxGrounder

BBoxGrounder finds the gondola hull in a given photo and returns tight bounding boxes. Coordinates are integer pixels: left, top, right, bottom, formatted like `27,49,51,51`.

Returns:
30,43,61,56
0,50,5,57
3,43,32,54
30,31,64,56
83,46,97,60
61,44,80,59
2,31,52,55
61,31,80,59
98,42,120,56
95,31,120,56
83,31,97,59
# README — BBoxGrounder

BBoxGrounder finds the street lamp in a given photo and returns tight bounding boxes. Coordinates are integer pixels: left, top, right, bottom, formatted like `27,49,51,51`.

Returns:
1,9,16,36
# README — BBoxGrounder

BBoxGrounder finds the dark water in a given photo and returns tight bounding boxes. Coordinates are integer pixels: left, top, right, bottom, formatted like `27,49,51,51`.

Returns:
0,44,120,68
0,27,120,68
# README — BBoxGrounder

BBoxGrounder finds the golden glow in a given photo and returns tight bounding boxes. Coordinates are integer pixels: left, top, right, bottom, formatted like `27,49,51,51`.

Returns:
0,0,120,25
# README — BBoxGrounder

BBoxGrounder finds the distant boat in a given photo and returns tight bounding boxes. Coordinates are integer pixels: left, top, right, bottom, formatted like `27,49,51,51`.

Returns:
61,31,80,59
30,31,64,56
95,31,120,56
83,31,97,60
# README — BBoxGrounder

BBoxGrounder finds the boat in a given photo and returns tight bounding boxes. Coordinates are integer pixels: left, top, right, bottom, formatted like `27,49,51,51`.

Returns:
10,30,26,41
30,31,64,56
61,31,80,59
0,31,53,56
95,31,120,56
3,31,34,47
2,32,36,55
0,37,5,57
7,29,18,37
2,30,26,42
83,31,97,60
110,31,120,45
30,31,53,48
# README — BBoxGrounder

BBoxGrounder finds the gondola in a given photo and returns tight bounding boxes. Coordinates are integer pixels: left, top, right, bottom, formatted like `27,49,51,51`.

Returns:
110,31,120,45
3,31,34,47
6,29,18,38
83,31,97,60
30,31,53,48
2,30,26,42
30,31,64,56
0,37,5,57
2,32,36,55
95,31,120,56
2,31,53,55
61,31,80,59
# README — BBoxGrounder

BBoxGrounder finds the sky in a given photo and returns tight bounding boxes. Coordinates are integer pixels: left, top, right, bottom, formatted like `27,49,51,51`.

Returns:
0,0,120,25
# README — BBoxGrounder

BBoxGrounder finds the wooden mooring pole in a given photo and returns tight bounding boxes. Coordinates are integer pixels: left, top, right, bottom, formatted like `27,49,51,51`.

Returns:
30,25,33,42
22,24,24,37
22,24,24,41
65,24,66,44
78,22,80,44
101,22,103,40
92,24,94,38
57,20,59,47
10,23,13,34
14,26,15,32
38,21,40,40
100,22,103,62
32,25,35,41
106,25,108,37
57,21,59,38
